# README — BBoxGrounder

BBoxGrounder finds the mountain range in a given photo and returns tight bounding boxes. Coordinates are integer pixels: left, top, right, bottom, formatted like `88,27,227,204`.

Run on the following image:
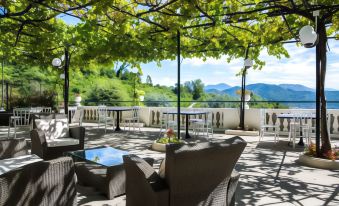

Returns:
205,83,339,108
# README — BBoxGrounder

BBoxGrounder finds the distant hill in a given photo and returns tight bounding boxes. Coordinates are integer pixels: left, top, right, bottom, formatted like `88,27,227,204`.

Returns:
214,83,339,108
204,83,231,91
278,84,315,92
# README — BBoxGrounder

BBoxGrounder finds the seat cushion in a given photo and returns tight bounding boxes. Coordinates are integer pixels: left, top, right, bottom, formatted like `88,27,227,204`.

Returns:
35,118,69,140
0,154,42,175
46,138,79,147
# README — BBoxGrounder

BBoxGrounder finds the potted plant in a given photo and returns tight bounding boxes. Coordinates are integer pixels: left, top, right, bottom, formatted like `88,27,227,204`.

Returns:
151,128,183,152
298,142,339,170
236,89,252,109
72,88,82,106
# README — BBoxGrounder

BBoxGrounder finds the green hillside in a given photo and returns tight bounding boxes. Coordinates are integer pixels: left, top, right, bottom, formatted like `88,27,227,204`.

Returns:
2,63,285,109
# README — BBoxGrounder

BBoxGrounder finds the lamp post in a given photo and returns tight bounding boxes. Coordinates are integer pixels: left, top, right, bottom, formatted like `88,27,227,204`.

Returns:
239,46,253,130
52,47,70,115
297,10,331,157
0,58,5,111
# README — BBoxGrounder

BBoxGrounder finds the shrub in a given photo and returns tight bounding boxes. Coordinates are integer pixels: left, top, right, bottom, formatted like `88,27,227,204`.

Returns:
144,92,173,107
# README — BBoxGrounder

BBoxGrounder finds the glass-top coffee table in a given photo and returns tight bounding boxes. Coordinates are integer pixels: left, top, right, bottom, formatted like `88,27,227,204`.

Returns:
66,146,130,199
67,146,129,167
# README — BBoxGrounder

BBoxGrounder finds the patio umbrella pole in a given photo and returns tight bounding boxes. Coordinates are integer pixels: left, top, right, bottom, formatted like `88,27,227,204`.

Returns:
177,30,181,139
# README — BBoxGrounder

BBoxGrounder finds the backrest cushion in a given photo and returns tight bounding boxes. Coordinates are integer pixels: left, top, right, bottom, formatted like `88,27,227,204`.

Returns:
35,118,69,140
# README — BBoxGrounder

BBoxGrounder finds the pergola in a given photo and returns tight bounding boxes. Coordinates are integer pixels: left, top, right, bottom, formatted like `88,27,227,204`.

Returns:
1,0,338,156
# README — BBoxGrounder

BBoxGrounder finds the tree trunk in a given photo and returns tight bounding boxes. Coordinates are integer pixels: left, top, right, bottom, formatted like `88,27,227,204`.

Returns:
317,20,331,155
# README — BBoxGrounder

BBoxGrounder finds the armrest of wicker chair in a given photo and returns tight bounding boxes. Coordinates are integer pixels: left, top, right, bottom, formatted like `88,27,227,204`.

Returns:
227,170,241,206
69,126,85,149
0,138,28,160
30,129,48,159
123,155,169,206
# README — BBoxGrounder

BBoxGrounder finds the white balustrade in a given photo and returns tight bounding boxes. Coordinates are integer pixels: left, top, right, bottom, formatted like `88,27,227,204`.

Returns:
67,106,339,138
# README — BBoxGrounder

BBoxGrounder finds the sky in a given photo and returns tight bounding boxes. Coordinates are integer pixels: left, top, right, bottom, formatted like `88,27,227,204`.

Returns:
59,15,339,90
139,39,339,90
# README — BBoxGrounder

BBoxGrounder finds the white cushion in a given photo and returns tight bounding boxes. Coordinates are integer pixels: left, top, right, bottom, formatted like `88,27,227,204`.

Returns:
46,138,79,147
35,118,69,140
0,154,42,175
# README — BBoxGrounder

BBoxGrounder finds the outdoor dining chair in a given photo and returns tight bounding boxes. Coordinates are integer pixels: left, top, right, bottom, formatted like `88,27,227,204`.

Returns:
8,108,31,138
124,106,141,131
259,109,279,142
191,111,213,138
159,108,177,137
70,108,84,126
42,107,52,113
98,105,115,133
288,112,310,148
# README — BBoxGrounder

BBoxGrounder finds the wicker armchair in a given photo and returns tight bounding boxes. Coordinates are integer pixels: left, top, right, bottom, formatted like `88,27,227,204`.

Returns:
123,136,247,206
0,157,77,206
30,118,85,160
0,138,28,160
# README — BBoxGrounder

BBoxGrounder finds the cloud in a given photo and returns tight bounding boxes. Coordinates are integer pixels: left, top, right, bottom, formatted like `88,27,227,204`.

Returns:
141,41,339,89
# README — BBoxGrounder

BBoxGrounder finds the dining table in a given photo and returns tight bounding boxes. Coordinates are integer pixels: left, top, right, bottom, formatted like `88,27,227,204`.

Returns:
277,113,316,146
107,107,134,131
164,110,208,139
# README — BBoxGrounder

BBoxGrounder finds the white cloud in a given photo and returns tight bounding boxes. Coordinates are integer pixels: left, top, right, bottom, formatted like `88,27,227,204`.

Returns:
141,40,339,89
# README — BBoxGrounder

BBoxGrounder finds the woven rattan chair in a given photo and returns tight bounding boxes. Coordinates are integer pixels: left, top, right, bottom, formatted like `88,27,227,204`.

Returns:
30,118,85,160
0,138,28,160
0,157,77,206
123,136,247,206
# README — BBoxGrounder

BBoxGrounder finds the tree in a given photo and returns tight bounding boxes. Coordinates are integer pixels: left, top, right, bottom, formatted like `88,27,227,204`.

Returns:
191,79,204,100
146,75,153,86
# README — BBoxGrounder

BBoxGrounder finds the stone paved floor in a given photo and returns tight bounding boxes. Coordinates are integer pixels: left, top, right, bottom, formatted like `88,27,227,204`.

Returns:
1,123,338,206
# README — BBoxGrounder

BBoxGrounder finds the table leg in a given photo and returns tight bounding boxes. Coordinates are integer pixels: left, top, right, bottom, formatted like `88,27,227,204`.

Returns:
115,111,122,131
298,119,305,146
185,114,191,139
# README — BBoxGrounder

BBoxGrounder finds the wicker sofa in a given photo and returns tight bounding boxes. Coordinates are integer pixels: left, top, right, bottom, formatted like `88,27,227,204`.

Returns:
0,157,77,206
30,117,85,160
123,136,247,206
0,139,77,206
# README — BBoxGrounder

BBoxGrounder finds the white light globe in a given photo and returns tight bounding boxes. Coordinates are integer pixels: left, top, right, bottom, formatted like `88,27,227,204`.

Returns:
299,25,318,47
60,73,65,79
52,58,62,67
244,59,253,68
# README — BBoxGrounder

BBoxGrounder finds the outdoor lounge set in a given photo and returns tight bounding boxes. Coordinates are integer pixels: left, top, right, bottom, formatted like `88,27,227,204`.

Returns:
0,112,247,206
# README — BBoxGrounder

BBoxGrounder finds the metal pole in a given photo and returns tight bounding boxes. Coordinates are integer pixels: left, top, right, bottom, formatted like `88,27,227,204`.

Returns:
240,47,250,130
177,30,181,138
5,82,9,111
64,47,69,115
1,58,4,109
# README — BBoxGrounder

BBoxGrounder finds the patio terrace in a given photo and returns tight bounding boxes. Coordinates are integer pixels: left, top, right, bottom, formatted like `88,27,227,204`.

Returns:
1,121,338,206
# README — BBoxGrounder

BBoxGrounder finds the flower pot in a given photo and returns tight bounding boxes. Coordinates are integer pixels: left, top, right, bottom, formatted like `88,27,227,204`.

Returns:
244,94,251,102
298,154,339,170
75,96,82,106
151,140,166,152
